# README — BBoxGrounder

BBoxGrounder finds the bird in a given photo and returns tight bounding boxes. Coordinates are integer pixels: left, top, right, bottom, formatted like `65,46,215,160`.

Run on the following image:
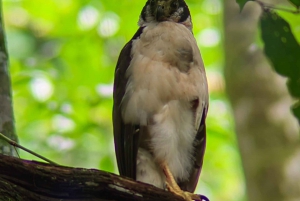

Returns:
112,0,208,200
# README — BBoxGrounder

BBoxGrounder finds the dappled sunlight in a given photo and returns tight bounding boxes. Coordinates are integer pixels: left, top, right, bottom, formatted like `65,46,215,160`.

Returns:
97,12,120,37
52,114,75,133
206,69,225,93
47,135,76,151
30,76,54,102
96,83,113,97
3,0,245,200
201,0,222,15
197,28,221,47
77,5,100,30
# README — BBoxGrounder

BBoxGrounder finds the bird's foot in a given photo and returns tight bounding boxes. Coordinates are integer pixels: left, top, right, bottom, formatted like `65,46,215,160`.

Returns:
166,182,201,201
161,162,201,201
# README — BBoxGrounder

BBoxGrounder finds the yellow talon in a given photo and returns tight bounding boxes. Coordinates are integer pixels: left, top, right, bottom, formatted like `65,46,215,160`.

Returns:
161,162,201,201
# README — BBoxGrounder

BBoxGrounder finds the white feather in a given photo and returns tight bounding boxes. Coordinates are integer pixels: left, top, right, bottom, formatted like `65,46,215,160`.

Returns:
136,148,165,188
149,100,196,181
122,21,208,186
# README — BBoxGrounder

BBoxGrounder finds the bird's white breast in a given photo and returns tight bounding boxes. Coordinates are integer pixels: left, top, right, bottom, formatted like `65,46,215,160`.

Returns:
122,21,208,182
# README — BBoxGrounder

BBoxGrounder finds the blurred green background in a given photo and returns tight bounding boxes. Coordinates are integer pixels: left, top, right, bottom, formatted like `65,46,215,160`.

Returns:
3,0,245,200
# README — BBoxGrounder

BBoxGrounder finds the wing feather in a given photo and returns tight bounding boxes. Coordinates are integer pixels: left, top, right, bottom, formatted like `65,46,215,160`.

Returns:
113,27,144,179
179,105,208,192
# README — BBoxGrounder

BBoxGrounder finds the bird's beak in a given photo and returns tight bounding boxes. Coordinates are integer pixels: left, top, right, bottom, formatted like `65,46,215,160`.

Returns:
155,1,167,21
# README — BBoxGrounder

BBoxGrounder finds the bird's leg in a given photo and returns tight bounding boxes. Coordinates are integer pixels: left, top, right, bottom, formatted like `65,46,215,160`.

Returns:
161,162,201,201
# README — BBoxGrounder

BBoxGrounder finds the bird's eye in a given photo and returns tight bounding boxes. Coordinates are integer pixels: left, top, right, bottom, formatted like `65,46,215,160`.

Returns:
170,1,178,8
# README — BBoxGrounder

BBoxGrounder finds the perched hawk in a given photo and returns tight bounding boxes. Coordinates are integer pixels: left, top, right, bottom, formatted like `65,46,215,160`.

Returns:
113,0,208,200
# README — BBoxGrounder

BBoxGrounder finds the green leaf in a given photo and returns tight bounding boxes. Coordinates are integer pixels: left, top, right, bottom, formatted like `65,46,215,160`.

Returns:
260,10,300,79
260,10,300,122
287,79,300,97
236,0,251,10
288,0,300,8
292,102,300,124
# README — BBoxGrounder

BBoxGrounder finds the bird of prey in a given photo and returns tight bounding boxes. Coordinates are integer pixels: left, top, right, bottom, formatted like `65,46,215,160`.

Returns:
113,0,208,200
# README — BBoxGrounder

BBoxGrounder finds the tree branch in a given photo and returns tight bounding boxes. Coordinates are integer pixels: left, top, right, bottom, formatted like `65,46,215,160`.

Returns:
0,133,58,165
0,154,194,201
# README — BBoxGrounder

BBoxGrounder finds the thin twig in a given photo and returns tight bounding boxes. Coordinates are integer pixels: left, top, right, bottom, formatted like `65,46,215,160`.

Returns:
0,132,58,165
13,146,20,158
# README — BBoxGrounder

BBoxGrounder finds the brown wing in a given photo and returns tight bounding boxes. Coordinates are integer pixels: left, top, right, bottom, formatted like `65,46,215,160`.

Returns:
113,27,144,179
179,105,208,192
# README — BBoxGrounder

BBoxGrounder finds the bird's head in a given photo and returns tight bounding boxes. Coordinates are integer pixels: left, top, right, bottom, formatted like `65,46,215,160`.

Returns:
138,0,192,30
150,0,181,22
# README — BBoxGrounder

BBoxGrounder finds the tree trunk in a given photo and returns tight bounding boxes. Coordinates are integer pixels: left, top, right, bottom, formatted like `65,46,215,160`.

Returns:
0,154,208,201
0,0,18,156
224,1,300,201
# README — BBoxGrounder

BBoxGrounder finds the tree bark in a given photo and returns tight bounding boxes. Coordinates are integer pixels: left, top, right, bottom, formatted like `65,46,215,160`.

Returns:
0,0,18,156
224,1,300,201
0,154,208,201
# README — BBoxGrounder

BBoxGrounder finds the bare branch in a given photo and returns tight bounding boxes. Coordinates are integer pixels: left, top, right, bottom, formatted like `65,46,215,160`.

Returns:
0,154,198,201
0,133,58,165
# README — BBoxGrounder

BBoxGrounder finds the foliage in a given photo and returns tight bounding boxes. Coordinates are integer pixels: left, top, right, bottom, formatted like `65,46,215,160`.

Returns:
260,10,300,122
288,0,300,8
3,0,244,200
237,0,300,123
